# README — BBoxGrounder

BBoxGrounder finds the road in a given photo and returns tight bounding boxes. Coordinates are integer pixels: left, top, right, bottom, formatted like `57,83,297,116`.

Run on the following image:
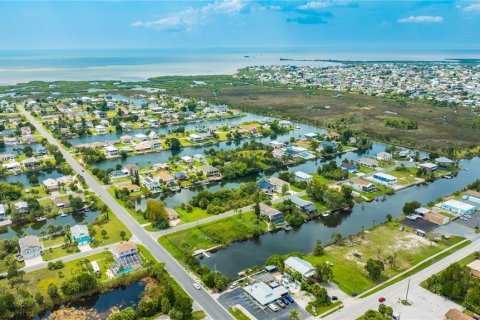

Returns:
325,237,480,320
20,106,233,320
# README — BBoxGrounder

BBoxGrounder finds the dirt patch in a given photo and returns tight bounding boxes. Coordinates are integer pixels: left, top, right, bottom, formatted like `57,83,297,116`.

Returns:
391,233,436,251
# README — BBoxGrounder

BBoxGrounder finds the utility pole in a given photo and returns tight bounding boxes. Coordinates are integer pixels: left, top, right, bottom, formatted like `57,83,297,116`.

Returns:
405,277,411,302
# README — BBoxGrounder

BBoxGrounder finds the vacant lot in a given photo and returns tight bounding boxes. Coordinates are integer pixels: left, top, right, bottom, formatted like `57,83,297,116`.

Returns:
176,83,480,155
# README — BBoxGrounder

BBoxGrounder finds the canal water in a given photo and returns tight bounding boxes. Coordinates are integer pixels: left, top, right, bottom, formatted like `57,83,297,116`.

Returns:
36,281,146,319
0,210,101,240
0,168,65,187
201,156,480,277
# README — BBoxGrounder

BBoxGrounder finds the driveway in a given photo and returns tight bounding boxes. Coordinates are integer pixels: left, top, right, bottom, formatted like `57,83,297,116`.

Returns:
437,221,478,240
24,256,44,268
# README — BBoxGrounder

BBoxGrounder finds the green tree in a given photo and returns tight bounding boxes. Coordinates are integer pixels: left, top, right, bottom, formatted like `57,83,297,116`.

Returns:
289,309,300,320
313,239,324,256
316,263,334,283
402,201,421,215
365,259,385,280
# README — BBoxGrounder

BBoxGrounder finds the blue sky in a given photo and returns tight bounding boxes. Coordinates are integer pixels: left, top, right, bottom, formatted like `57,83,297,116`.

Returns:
0,0,479,50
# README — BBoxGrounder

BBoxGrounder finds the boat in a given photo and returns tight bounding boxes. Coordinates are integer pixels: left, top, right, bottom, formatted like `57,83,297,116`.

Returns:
283,225,292,231
36,216,47,222
60,212,68,217
322,213,330,217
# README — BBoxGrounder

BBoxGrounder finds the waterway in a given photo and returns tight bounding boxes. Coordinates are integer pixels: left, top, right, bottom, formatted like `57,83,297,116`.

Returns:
36,281,146,320
0,168,64,187
202,156,480,277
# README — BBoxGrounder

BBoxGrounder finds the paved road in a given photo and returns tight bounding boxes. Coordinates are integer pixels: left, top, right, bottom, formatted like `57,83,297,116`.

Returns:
325,237,480,320
20,107,233,320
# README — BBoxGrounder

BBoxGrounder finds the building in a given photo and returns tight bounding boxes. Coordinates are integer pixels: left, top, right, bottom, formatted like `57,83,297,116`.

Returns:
36,145,47,155
14,201,29,213
353,178,376,193
111,242,143,275
267,176,290,193
157,171,175,185
259,203,284,224
467,260,480,278
440,199,476,215
341,162,357,172
284,256,316,280
376,152,392,162
135,133,148,142
118,184,141,193
464,190,480,204
105,145,119,157
424,211,449,225
141,177,161,192
123,164,139,176
70,224,91,245
444,308,474,320
22,157,40,168
193,154,206,162
420,163,438,173
188,134,203,142
415,207,431,216
373,172,397,186
258,180,275,194
18,235,42,260
95,125,106,134
435,157,454,166
198,164,221,178
0,203,6,221
165,208,180,221
42,178,59,191
290,196,317,215
243,281,288,306
294,171,312,182
358,157,378,168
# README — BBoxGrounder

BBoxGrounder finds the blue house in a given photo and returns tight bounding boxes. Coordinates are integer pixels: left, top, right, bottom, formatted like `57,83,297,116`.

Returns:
174,171,188,180
321,141,337,148
70,225,91,245
341,162,357,172
36,145,47,155
259,180,275,194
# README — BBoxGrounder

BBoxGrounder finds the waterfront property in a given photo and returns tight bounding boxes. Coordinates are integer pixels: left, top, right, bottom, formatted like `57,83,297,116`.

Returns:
0,203,6,221
198,164,221,178
372,172,397,186
284,256,316,280
439,199,476,215
111,242,143,276
19,235,42,260
464,190,480,204
70,224,91,245
358,157,378,168
259,203,284,224
290,196,317,215
353,178,376,193
294,171,313,182
243,281,289,306
419,162,438,174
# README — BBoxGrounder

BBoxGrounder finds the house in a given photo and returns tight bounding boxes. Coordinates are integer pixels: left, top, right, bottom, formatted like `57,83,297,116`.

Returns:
157,171,175,185
376,152,392,162
353,178,376,193
424,211,449,225
267,176,290,193
198,164,221,178
70,225,91,245
270,141,285,149
373,172,397,186
123,164,139,176
467,260,480,279
118,184,141,193
36,145,47,155
42,178,59,191
294,171,312,182
52,197,70,208
420,163,438,173
320,141,337,148
243,281,288,306
464,190,480,204
14,201,29,213
259,180,275,194
180,156,193,164
435,157,454,166
165,208,180,221
0,204,6,221
188,134,203,142
341,162,357,172
444,308,475,320
111,242,142,275
95,125,106,134
174,171,188,180
358,157,378,168
134,133,148,142
415,207,431,216
284,256,316,280
259,203,284,224
105,145,119,157
22,157,40,168
18,235,42,260
290,196,317,215
440,199,476,215
3,161,20,170
141,177,160,192
0,153,16,161
120,135,133,143
193,154,206,162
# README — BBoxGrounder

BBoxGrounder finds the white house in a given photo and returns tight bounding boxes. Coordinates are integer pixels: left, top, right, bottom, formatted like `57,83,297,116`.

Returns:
135,134,148,142
372,172,397,186
42,178,59,191
294,171,312,182
95,125,106,134
0,204,6,221
284,256,316,280
193,154,206,162
105,145,119,157
18,235,42,260
440,199,476,215
376,152,392,162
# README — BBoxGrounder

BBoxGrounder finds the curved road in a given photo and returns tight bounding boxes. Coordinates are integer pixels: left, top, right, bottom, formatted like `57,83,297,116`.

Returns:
20,106,233,320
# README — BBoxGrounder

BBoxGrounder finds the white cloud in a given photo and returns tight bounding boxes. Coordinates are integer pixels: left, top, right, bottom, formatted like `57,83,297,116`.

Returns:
298,0,354,10
132,0,248,31
463,2,480,13
397,15,444,23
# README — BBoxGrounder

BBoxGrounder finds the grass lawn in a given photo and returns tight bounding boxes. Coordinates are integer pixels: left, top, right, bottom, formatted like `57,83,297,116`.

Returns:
228,307,250,320
175,206,211,223
300,194,328,212
312,173,336,185
0,253,25,273
303,221,465,296
107,187,150,225
91,211,132,246
43,246,80,261
41,236,66,248
388,169,418,185
306,301,342,317
159,211,267,262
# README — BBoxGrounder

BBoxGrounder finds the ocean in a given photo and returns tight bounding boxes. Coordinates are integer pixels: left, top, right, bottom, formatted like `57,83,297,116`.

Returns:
0,47,479,85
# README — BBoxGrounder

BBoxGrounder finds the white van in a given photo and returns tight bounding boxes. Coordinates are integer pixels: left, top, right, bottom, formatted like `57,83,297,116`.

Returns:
268,303,279,312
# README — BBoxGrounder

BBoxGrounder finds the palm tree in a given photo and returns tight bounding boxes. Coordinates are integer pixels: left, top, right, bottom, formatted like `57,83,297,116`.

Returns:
289,309,300,320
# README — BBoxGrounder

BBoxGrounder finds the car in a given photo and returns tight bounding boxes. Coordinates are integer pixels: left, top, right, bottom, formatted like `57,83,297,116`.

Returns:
282,297,290,305
285,294,295,303
276,300,286,308
0,272,7,280
229,282,238,289
193,283,201,290
331,295,338,301
378,297,386,303
268,303,279,312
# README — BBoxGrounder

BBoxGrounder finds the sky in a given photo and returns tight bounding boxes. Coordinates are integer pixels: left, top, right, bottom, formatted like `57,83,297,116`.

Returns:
0,0,480,51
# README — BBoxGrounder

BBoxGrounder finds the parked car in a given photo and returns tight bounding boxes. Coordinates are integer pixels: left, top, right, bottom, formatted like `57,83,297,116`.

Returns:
378,297,386,303
229,282,238,289
276,300,286,308
282,297,290,305
331,295,338,301
268,303,279,312
193,283,201,290
285,294,295,303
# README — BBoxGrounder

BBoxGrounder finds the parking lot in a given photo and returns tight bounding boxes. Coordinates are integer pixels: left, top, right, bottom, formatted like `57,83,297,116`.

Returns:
452,212,480,229
218,288,310,320
400,218,438,232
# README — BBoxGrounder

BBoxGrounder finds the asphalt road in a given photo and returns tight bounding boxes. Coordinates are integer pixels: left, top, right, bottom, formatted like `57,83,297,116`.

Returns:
325,236,480,320
20,107,233,320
